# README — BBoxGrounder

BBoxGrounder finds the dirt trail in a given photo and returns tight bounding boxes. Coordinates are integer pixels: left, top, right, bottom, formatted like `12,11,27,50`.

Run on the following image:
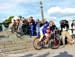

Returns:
0,32,75,57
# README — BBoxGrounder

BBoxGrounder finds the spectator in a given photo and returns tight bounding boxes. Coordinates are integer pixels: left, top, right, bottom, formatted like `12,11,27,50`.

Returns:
49,20,57,33
29,17,36,36
49,20,59,40
22,19,29,34
9,22,14,32
71,20,75,35
60,20,73,47
15,19,20,32
17,19,23,35
11,16,20,32
9,20,16,33
36,19,41,37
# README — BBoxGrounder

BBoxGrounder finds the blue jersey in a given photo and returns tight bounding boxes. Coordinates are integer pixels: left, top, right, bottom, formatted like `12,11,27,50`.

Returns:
42,23,49,34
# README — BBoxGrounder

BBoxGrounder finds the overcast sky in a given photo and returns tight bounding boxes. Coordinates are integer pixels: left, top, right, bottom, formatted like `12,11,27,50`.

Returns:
0,0,75,27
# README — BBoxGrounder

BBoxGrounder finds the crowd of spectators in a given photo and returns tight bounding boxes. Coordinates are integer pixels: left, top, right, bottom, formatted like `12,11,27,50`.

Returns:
9,16,41,37
9,16,75,46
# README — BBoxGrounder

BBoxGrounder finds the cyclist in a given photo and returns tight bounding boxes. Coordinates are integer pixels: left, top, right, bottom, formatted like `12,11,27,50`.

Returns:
39,21,49,44
39,20,58,44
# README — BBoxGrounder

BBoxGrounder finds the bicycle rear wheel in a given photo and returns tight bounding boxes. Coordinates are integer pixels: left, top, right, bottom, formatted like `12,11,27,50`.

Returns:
49,35,60,49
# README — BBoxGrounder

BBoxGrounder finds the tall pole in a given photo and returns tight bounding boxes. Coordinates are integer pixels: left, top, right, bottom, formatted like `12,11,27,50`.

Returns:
40,0,44,23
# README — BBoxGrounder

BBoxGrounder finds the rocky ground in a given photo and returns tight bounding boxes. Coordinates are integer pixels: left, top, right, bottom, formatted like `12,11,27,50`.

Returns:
0,31,75,57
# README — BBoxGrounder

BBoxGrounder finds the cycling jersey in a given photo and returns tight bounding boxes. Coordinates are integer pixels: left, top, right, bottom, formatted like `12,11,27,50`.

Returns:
40,22,49,35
